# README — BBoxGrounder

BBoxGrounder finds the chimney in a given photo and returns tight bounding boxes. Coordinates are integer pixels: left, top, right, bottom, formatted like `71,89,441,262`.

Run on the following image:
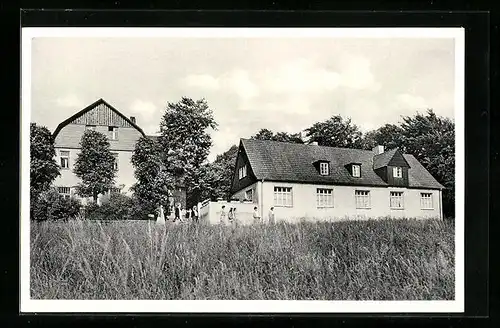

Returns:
130,116,136,124
372,145,384,155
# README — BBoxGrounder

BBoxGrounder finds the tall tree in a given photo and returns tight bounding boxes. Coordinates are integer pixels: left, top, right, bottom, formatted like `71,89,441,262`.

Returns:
199,144,239,201
305,115,363,148
131,136,173,212
361,124,405,150
158,97,218,198
74,130,117,202
251,128,304,144
30,123,60,200
399,109,455,217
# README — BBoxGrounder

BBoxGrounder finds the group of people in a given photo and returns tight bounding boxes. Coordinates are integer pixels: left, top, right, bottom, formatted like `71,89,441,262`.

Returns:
219,205,276,225
156,202,199,224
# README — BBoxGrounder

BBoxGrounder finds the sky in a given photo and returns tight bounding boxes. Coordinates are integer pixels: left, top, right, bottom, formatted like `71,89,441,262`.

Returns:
30,36,456,161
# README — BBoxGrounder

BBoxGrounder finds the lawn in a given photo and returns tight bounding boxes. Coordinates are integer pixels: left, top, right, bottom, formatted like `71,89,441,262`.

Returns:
30,218,455,300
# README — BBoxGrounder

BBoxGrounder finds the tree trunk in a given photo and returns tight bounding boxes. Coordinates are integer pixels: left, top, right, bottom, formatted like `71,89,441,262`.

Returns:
93,190,98,203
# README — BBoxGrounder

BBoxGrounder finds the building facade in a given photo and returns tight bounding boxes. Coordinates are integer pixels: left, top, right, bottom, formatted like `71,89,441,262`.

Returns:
230,138,445,222
51,98,186,208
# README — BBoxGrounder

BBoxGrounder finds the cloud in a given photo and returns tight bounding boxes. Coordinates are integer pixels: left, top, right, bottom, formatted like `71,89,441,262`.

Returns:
395,93,429,110
223,69,259,100
182,74,220,90
338,55,378,90
55,94,84,109
129,99,158,120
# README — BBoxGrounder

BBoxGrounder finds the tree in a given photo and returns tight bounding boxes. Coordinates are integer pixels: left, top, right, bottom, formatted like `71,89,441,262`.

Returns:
398,109,455,217
361,124,405,150
305,115,363,148
199,144,239,201
131,136,173,213
73,130,117,202
158,97,218,199
251,128,304,143
30,123,60,200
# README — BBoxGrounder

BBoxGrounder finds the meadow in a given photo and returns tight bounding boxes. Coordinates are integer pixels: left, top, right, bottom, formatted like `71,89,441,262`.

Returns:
30,218,455,300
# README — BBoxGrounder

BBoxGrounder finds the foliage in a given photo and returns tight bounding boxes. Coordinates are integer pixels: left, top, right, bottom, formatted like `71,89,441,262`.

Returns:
73,130,117,202
251,128,304,143
30,188,81,221
131,136,172,212
31,218,454,300
305,115,363,148
84,192,139,220
199,145,239,201
361,124,405,150
158,97,218,201
30,123,60,201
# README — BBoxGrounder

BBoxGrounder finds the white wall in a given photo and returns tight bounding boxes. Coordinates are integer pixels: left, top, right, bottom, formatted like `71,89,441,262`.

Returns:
258,182,442,223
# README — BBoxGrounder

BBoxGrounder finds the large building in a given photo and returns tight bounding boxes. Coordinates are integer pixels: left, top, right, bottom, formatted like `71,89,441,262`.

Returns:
230,138,445,221
51,98,186,207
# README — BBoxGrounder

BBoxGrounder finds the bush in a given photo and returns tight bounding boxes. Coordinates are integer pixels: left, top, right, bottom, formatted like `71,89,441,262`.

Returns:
30,188,81,221
83,193,156,220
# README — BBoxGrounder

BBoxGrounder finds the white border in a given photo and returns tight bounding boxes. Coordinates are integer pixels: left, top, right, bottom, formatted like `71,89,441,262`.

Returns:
20,27,465,313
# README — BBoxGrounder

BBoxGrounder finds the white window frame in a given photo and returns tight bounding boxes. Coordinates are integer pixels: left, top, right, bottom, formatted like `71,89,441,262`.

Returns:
319,162,329,175
108,126,118,140
274,186,293,207
317,188,334,208
352,164,361,177
238,165,247,180
355,190,370,209
245,189,253,201
420,192,434,209
393,167,403,178
60,150,69,169
57,186,71,199
112,152,118,170
390,191,404,209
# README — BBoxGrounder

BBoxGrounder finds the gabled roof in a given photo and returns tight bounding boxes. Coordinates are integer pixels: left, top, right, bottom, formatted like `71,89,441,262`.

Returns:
52,98,146,138
373,147,410,170
239,138,444,189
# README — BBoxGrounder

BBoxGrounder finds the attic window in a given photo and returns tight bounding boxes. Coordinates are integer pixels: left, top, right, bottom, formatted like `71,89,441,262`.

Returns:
319,162,329,175
238,165,247,180
108,126,118,140
393,167,403,178
352,164,361,177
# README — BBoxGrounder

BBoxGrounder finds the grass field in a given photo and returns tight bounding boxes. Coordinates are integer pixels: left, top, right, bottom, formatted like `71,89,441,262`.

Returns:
30,218,455,300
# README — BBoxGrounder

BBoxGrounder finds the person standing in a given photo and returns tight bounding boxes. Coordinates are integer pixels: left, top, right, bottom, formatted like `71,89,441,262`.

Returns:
268,206,275,224
220,205,227,225
173,203,181,223
228,207,235,224
191,205,199,223
252,206,261,223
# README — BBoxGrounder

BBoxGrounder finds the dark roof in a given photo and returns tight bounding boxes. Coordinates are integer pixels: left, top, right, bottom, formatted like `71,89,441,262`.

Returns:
240,138,444,189
52,98,146,138
373,148,398,169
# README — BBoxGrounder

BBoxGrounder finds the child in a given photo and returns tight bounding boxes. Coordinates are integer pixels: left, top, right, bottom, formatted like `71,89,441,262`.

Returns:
173,203,181,223
268,206,275,224
252,206,261,223
228,207,235,224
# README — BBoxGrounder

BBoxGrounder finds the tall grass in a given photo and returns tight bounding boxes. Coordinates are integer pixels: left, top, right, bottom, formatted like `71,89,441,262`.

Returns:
30,218,454,300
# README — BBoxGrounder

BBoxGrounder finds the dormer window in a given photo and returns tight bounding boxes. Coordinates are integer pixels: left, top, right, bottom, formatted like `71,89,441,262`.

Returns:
238,165,247,180
319,162,329,175
393,167,403,178
352,164,361,177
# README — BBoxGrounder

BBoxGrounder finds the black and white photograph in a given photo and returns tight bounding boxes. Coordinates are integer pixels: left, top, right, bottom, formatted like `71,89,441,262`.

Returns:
21,27,464,313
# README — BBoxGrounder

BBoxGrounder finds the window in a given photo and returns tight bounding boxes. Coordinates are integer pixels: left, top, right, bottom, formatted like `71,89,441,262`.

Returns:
355,190,370,208
319,162,329,175
109,187,121,194
352,164,361,177
393,167,403,178
108,126,118,140
420,192,433,209
111,152,118,170
274,186,293,207
86,125,96,131
317,188,334,208
57,186,70,199
238,165,247,180
60,150,69,169
245,189,253,201
390,191,404,209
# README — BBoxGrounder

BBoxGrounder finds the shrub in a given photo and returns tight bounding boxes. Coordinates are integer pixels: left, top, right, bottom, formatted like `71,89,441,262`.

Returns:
83,193,156,220
30,188,81,221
